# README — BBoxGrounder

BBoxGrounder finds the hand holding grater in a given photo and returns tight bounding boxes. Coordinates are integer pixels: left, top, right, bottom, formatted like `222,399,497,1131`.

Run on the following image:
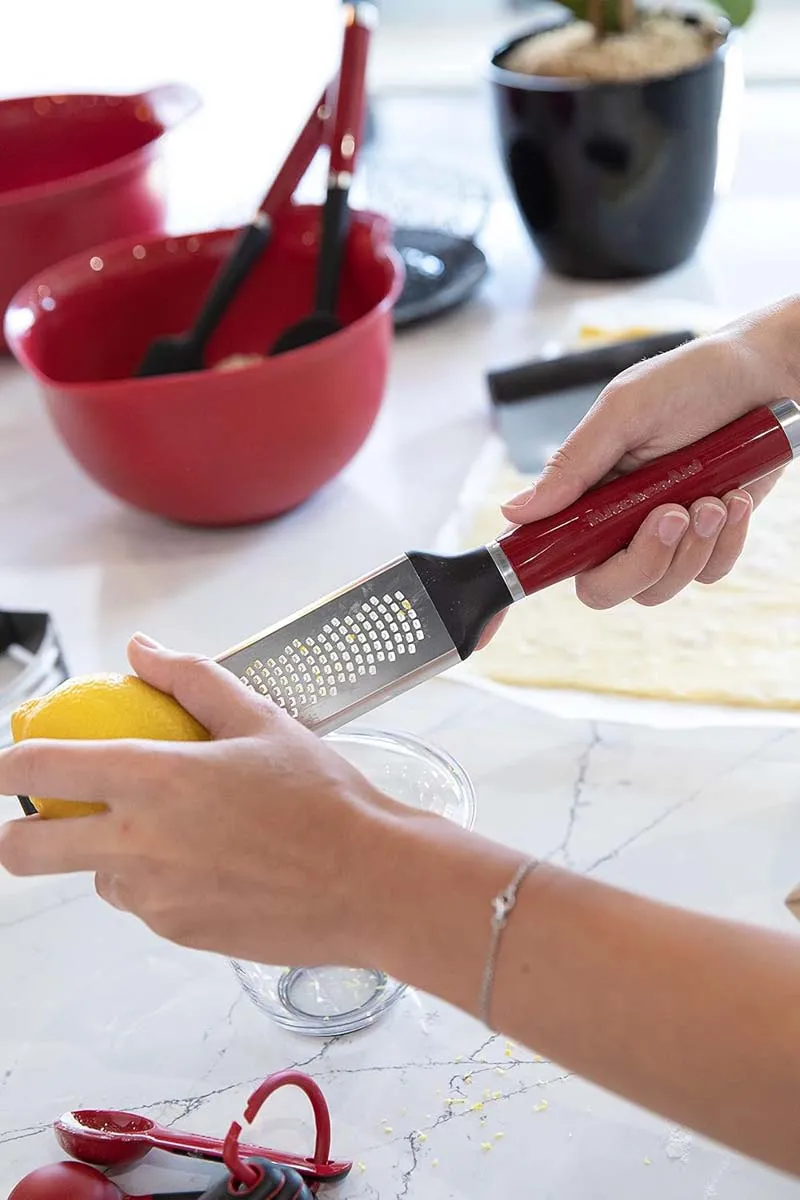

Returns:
217,401,800,732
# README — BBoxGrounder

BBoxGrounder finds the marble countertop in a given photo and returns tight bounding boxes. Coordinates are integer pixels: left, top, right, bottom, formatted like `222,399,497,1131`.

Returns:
4,78,800,1197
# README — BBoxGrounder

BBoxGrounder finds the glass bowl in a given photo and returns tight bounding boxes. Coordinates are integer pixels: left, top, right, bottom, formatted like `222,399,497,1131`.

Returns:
230,727,476,1037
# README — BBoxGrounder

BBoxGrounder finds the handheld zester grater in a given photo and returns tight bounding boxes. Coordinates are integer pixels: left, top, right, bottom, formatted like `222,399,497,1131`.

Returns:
217,400,800,734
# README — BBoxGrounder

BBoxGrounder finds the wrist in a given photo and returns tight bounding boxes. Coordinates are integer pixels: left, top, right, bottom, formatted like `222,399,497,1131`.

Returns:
355,803,527,1016
734,294,800,397
769,295,800,395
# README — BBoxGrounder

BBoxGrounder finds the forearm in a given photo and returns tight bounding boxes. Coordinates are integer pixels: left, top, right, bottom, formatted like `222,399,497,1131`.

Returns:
369,813,800,1176
730,292,800,397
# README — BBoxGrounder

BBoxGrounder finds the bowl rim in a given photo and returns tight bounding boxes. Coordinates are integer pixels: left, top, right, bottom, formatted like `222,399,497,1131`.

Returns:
486,8,734,94
325,726,478,832
4,203,405,395
0,82,201,209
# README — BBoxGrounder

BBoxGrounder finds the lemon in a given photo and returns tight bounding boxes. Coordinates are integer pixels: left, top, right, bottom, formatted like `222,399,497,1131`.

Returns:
11,672,210,819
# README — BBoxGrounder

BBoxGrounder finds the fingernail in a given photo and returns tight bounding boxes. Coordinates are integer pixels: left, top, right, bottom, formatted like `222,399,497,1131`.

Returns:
694,502,726,539
131,631,162,649
657,511,690,546
725,492,752,524
502,483,536,510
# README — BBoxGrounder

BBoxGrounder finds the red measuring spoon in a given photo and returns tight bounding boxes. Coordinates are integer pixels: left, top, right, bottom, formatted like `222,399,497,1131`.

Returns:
54,1103,351,1184
9,1160,206,1200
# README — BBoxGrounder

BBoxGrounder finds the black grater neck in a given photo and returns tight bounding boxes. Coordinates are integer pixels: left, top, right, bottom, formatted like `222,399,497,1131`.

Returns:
406,548,515,660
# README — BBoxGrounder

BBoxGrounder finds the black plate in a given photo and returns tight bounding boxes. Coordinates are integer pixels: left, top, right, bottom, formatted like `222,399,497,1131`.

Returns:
392,226,488,330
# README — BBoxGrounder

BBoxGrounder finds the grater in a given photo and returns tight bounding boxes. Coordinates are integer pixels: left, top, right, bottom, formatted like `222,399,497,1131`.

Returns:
2,610,69,818
218,399,800,734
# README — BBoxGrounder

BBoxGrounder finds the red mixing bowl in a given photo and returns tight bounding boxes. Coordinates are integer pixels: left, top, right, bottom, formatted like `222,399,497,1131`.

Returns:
5,204,403,527
0,83,200,352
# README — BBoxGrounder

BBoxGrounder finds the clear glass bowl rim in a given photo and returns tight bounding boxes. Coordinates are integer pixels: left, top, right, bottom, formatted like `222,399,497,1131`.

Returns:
324,724,477,831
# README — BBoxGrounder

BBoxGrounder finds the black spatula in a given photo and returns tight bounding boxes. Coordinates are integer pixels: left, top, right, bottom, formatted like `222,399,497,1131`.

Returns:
269,3,376,357
134,87,330,378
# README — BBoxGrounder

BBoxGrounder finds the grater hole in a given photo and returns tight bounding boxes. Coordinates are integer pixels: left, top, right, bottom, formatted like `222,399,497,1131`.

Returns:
236,587,426,712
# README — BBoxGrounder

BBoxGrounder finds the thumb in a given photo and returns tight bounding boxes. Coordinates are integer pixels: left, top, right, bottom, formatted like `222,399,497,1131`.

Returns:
127,633,279,738
500,403,633,524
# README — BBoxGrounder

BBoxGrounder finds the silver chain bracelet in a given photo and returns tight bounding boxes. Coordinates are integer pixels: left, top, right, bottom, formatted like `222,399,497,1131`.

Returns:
479,857,540,1029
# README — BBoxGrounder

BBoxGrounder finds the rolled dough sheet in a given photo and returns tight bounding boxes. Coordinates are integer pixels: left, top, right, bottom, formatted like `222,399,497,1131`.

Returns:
456,450,800,712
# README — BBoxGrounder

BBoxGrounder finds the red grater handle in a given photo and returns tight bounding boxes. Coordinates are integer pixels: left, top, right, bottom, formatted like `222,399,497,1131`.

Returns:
328,3,375,177
496,402,797,598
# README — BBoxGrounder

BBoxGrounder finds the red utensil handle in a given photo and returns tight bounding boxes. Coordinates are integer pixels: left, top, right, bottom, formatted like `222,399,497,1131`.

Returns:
496,401,800,597
328,2,376,178
146,1123,348,1181
224,1070,334,1190
260,84,330,218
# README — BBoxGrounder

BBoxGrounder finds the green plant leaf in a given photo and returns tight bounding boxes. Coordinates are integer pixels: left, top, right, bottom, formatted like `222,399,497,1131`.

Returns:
711,0,755,25
556,0,755,29
554,0,626,33
556,0,591,16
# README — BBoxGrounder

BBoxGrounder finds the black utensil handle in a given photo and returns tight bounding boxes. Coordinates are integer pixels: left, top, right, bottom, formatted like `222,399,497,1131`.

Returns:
200,1157,313,1200
150,1191,208,1199
315,184,350,315
486,329,696,406
189,217,273,347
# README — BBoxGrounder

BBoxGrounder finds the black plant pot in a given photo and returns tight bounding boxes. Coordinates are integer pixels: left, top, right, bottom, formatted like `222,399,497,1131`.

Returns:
488,12,735,280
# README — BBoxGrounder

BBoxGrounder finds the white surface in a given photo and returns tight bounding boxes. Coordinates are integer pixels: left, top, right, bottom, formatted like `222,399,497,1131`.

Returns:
3,80,800,1197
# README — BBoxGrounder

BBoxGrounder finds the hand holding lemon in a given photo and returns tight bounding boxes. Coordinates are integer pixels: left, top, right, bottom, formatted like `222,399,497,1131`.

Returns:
11,672,209,818
0,634,390,971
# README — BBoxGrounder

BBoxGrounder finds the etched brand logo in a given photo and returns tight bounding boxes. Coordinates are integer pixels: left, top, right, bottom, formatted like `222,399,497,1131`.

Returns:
585,460,703,527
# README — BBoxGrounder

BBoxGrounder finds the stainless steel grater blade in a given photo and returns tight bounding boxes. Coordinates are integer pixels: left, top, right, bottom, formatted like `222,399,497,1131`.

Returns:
216,556,466,734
